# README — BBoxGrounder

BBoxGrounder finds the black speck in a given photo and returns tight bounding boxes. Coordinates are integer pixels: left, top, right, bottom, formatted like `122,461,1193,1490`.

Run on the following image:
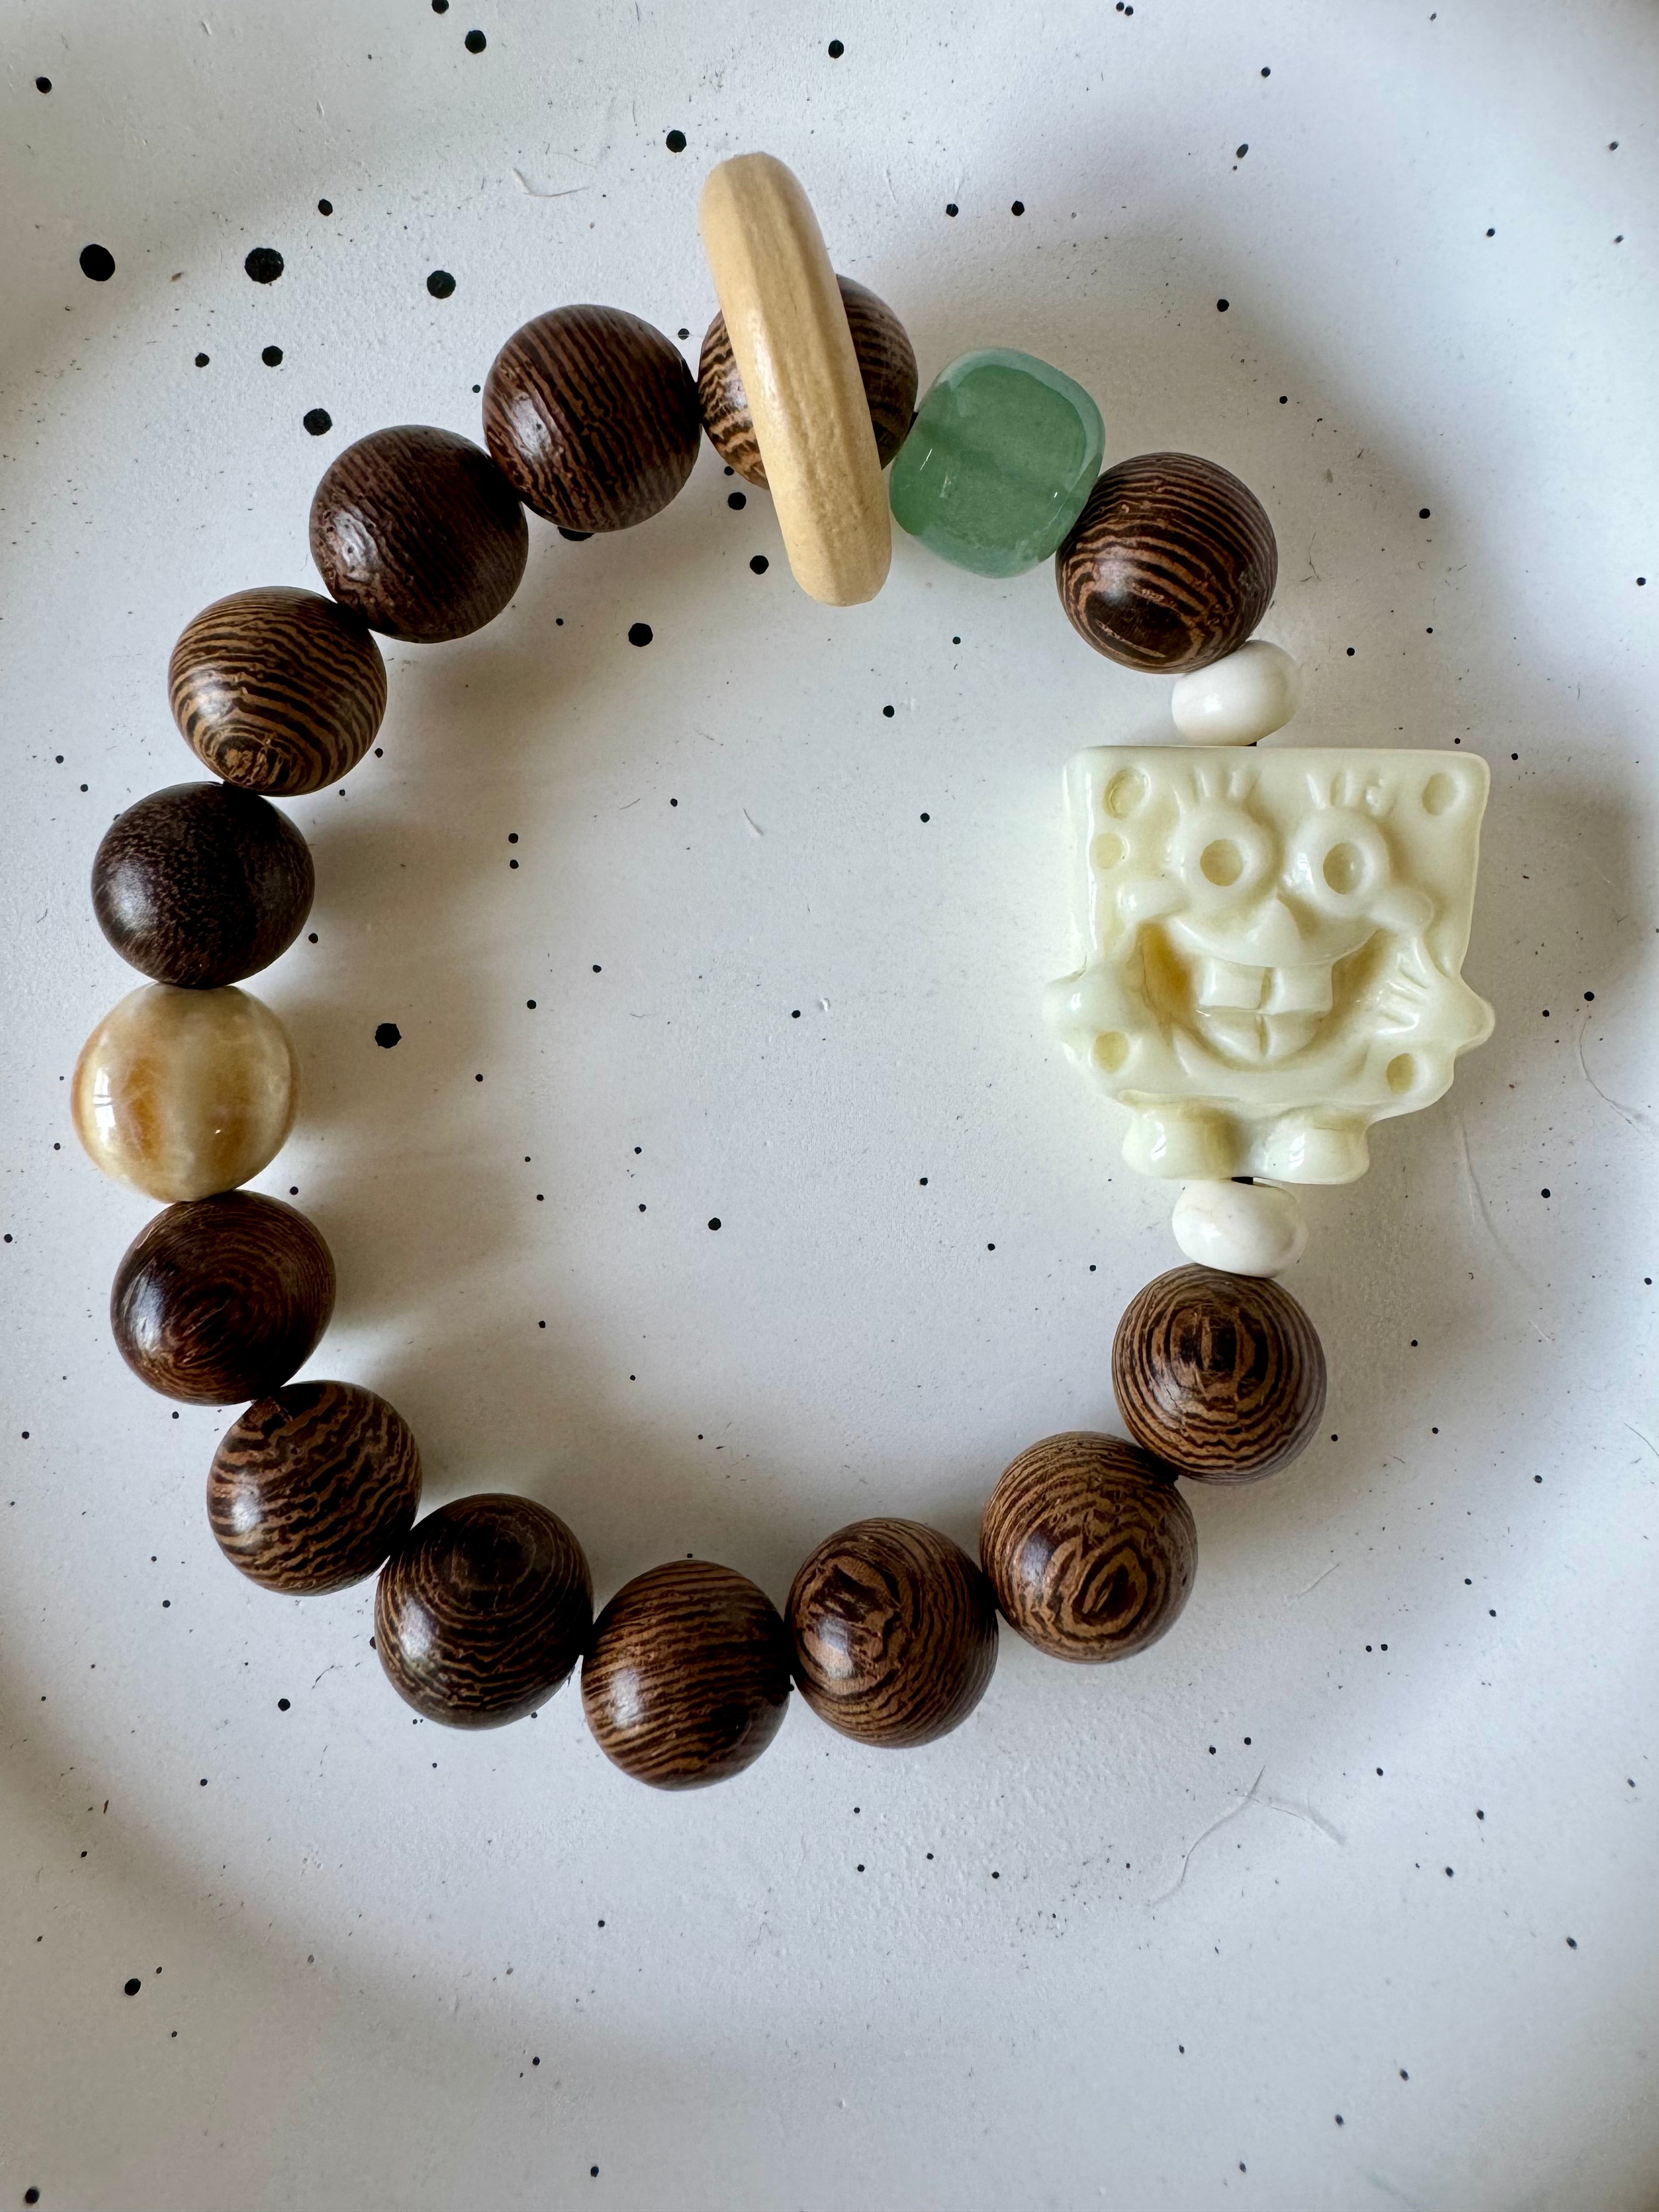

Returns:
665,128,686,152
123,1977,141,1996
1279,393,1288,403
1419,507,1431,517
433,0,448,9
427,269,456,298
79,243,115,282
749,554,769,574
303,407,332,436
35,76,50,92
882,703,895,718
1011,200,1025,216
727,490,747,510
374,1022,401,1049
1541,1188,1550,1199
1566,1936,1577,1949
791,1009,800,1018
307,931,318,943
1486,227,1495,238
1444,1865,1454,1877
677,327,690,340
1216,297,1229,312
464,27,487,52
1334,2115,1344,2127
945,202,958,217
1235,143,1248,158
25,2190,40,2205
919,811,930,822
527,998,537,1009
1261,64,1271,75
278,1697,290,1711
827,37,844,55
318,198,333,215
708,1217,721,1231
1584,990,1595,1001
261,344,284,366
628,622,653,647
591,2169,599,2180
244,246,284,284
195,352,210,368
592,964,602,973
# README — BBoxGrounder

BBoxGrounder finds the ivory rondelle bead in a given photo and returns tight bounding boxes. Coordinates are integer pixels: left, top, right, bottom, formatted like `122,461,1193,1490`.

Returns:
1171,1180,1308,1277
1170,639,1301,744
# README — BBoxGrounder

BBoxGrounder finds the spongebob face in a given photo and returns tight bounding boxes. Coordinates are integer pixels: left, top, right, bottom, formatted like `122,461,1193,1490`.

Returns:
1047,749,1494,1183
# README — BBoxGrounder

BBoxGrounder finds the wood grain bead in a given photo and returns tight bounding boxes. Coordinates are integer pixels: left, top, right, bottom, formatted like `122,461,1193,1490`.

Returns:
1055,452,1277,673
581,1560,792,1789
168,585,387,795
309,425,528,642
1112,1264,1326,1482
110,1192,335,1405
698,274,917,488
786,1517,997,1746
980,1432,1197,1663
208,1380,421,1594
374,1494,592,1728
482,304,701,531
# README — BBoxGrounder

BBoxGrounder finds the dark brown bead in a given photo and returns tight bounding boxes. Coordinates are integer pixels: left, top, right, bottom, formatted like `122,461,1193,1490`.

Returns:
92,781,313,989
786,1516,997,1746
581,1560,791,1789
1112,1264,1325,1482
208,1380,421,1594
980,1431,1197,1662
309,425,528,641
110,1193,335,1405
698,274,918,487
168,585,387,795
374,1494,592,1728
1055,452,1277,672
483,305,701,531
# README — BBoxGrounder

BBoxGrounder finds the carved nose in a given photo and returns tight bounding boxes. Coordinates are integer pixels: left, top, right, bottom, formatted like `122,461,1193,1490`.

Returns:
1239,895,1307,966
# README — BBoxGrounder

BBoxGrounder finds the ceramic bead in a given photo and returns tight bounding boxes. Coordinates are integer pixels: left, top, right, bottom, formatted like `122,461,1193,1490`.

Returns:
483,304,701,531
1170,1180,1307,1276
786,1517,997,1746
1170,639,1300,744
72,983,298,1202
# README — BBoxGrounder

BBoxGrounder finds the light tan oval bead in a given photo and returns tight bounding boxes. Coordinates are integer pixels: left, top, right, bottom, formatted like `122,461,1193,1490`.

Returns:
698,153,890,607
72,984,298,1201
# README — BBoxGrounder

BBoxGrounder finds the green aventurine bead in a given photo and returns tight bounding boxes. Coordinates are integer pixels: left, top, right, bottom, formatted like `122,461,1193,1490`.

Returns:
889,349,1105,578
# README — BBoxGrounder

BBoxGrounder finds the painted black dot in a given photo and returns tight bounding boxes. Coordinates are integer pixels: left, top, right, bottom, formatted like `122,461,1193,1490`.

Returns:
1235,143,1248,158
464,27,487,52
678,328,690,340
749,554,769,574
727,490,746,510
1566,1936,1577,1949
1334,2115,1344,2127
307,932,319,943
261,344,284,366
244,246,284,284
592,964,601,973
827,37,844,55
1347,646,1356,656
1639,578,1647,586
303,407,332,436
791,1009,800,1018
945,202,958,217
195,352,210,368
374,1022,401,1049
25,2189,40,2205
1541,1188,1550,1198
1419,507,1431,517
318,198,333,215
1261,64,1271,75
432,0,448,9
79,244,115,282
1011,200,1025,216
628,622,653,647
1216,297,1229,311
882,703,895,718
427,269,456,298
526,999,536,1009
919,811,930,822
277,1697,290,1711
124,1977,142,1996
1584,990,1595,1000
1486,227,1495,237
591,2169,599,2180
1279,393,1288,402
665,128,686,152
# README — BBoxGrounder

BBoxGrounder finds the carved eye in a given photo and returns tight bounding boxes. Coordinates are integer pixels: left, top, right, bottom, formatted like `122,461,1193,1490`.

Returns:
1286,809,1391,912
1169,803,1274,905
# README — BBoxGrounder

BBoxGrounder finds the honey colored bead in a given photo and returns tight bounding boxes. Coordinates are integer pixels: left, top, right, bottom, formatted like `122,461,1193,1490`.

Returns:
786,1517,997,1746
208,1380,421,1594
698,274,918,488
582,1560,792,1788
483,304,701,531
1170,638,1300,744
92,781,313,988
1056,452,1277,672
169,585,387,795
1170,1180,1307,1277
111,1192,335,1404
375,1495,592,1728
980,1432,1197,1663
73,984,298,1202
1113,1264,1325,1482
309,425,528,642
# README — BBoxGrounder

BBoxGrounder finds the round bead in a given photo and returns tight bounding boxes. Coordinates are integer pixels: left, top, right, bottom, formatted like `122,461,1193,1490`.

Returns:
1056,452,1277,672
110,1192,335,1404
582,1560,792,1789
309,425,528,642
980,1432,1197,1663
1112,1263,1325,1482
72,984,298,1202
698,274,918,488
1170,639,1301,744
786,1517,997,1746
1171,1180,1308,1277
169,585,387,794
483,304,702,531
92,781,313,988
375,1494,592,1727
208,1380,421,1594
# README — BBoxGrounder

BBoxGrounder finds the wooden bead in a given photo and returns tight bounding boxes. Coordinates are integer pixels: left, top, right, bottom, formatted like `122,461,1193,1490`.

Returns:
375,1494,592,1728
110,1192,335,1405
582,1560,791,1789
698,274,917,488
92,781,313,988
1112,1263,1326,1482
980,1432,1197,1663
786,1517,996,1746
169,586,387,795
1056,452,1277,673
208,1380,420,1594
309,425,528,642
483,304,701,531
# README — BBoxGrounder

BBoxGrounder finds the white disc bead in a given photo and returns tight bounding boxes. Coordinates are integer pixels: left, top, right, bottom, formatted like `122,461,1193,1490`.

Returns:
1171,1179,1307,1277
1170,639,1300,745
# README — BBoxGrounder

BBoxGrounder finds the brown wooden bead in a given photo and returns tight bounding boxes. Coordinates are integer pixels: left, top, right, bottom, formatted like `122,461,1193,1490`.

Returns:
980,1431,1197,1663
309,425,528,641
208,1380,421,1594
786,1516,997,1746
374,1494,592,1728
92,781,313,989
1112,1264,1326,1482
168,585,387,795
483,305,701,531
581,1560,791,1789
1055,452,1277,672
698,274,917,488
110,1192,335,1405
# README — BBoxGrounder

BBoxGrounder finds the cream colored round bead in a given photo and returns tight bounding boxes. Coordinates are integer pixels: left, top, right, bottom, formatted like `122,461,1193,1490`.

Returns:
1171,1179,1307,1277
1170,639,1300,744
72,984,298,1201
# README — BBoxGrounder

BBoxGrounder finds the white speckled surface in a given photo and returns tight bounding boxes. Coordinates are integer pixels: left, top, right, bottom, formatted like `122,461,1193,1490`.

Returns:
2,3,1655,2207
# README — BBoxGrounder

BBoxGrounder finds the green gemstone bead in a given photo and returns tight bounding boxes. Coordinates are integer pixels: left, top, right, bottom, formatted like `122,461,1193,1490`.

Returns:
888,349,1105,578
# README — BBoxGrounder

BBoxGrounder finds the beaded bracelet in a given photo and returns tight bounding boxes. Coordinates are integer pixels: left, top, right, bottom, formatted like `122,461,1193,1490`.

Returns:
70,154,1494,1789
